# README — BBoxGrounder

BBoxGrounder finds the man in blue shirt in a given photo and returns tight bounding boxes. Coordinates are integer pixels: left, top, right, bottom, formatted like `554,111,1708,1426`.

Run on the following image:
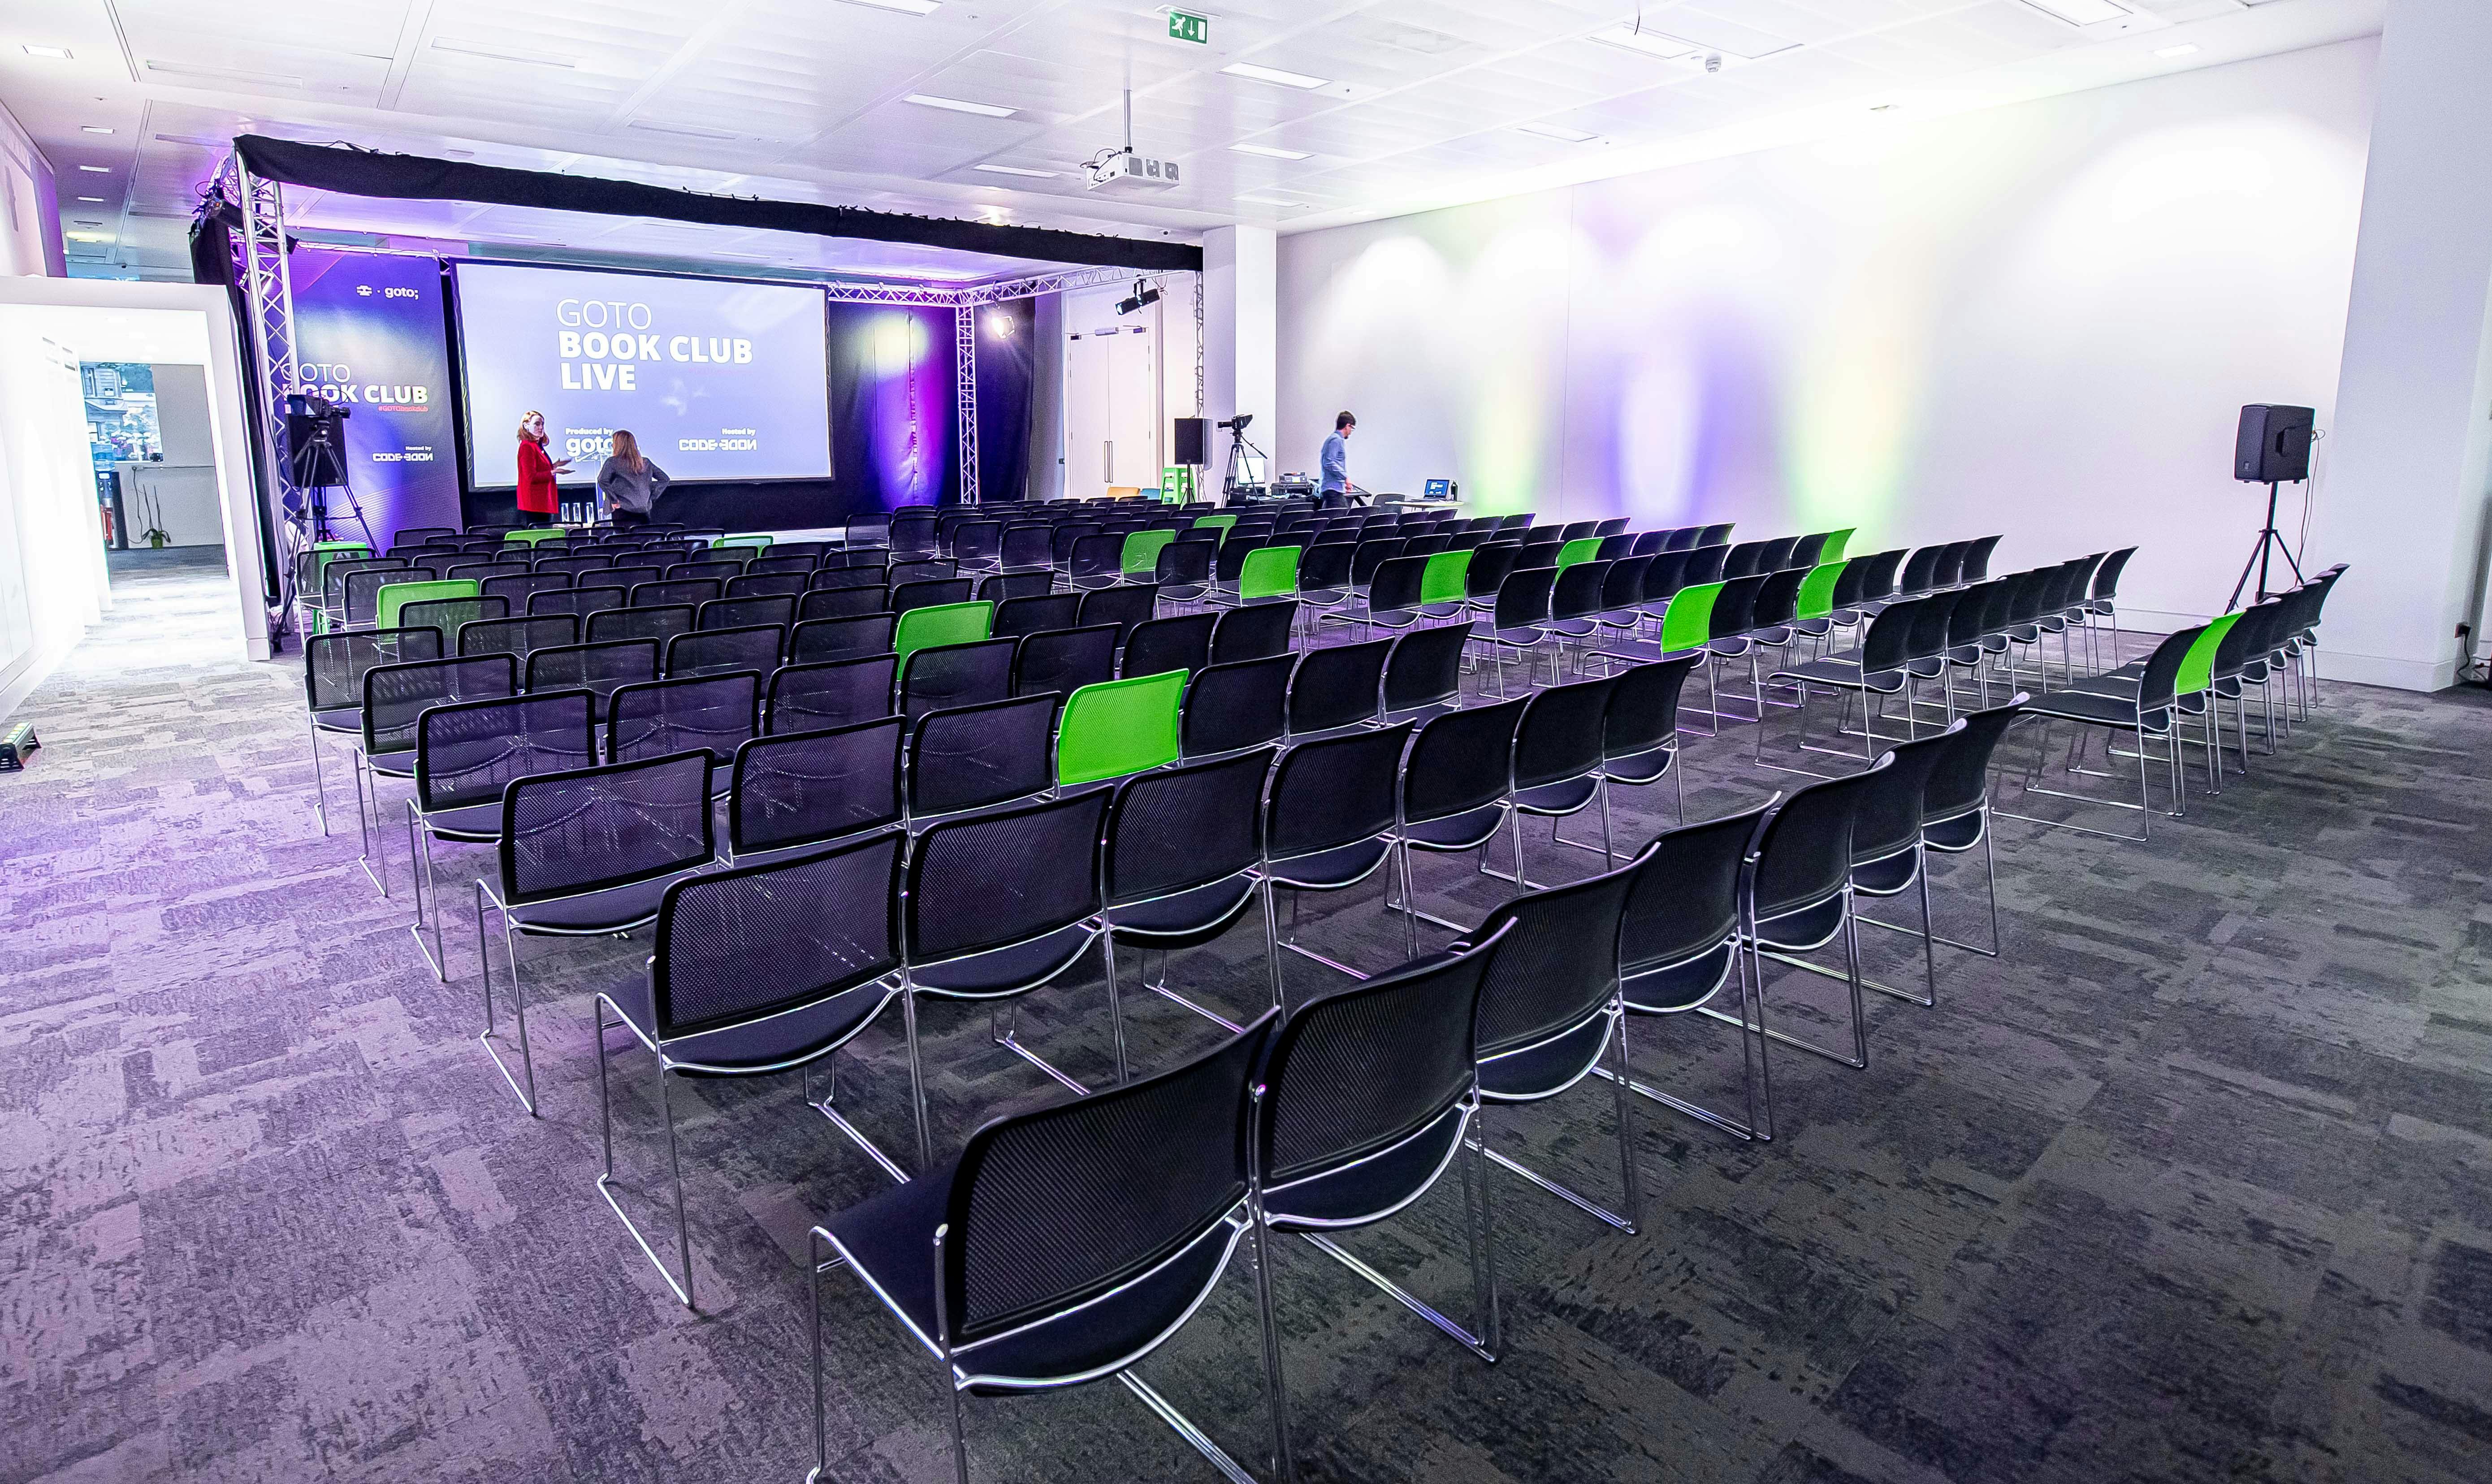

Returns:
1320,411,1355,499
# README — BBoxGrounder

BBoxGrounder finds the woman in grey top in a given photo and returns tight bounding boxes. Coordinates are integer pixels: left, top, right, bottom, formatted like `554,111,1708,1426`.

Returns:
596,429,670,527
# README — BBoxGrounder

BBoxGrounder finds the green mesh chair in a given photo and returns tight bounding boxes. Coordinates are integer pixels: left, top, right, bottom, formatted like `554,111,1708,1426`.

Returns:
1554,537,1603,571
503,527,568,546
1192,514,1238,543
1418,548,1473,619
1056,671,1184,786
1820,528,1856,562
1239,545,1302,602
1122,528,1177,578
376,579,481,630
715,534,774,551
1657,581,1722,655
893,601,994,662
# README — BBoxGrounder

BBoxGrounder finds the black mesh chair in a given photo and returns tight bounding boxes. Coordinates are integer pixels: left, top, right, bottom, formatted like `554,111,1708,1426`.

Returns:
1262,723,1415,998
1818,724,1961,1012
1606,804,1775,1142
632,579,722,610
1181,655,1292,759
844,511,892,550
1068,532,1127,590
1501,676,1617,889
790,613,896,665
889,559,960,588
993,593,1080,640
304,626,440,837
1285,639,1390,740
1211,600,1297,662
1767,598,1919,776
666,560,746,587
901,638,1017,722
403,595,510,649
1121,613,1216,680
665,624,783,679
1102,748,1277,1033
699,595,797,633
897,789,1118,1165
894,578,975,618
1012,624,1118,699
354,654,516,896
906,693,1057,825
1153,538,1216,605
769,654,898,734
448,561,531,587
952,520,1004,572
812,566,887,593
999,523,1054,573
800,586,891,623
807,1012,1283,1484
1255,923,1515,1418
481,572,573,612
727,718,906,865
1078,584,1158,648
1389,697,1527,951
890,511,939,558
2000,626,2201,842
475,751,717,1115
1474,566,1559,695
528,585,627,622
976,571,1053,604
1380,621,1474,723
1599,653,1698,824
607,672,761,784
1455,848,1649,1234
456,614,579,663
594,565,665,595
744,557,818,581
589,603,696,649
403,688,598,979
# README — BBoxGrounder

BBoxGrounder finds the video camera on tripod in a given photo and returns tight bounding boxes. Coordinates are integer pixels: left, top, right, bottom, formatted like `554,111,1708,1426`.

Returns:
281,392,373,548
1217,413,1269,501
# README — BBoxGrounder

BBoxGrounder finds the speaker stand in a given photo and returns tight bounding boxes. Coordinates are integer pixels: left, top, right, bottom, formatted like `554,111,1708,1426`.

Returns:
2226,479,2305,610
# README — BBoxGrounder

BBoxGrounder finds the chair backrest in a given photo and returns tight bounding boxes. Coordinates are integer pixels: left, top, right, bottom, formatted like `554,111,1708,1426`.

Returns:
952,520,1004,566
412,689,597,813
1057,670,1186,784
999,524,1055,570
403,596,510,649
728,717,905,857
891,578,975,619
1604,652,1700,762
938,1011,1275,1354
1924,693,2027,827
306,627,441,712
1786,533,1829,569
1619,805,1769,988
1105,746,1273,908
1854,548,1906,601
1901,590,1960,662
1350,538,1406,586
1681,544,1731,585
1795,562,1846,621
813,566,887,593
769,654,898,734
993,592,1082,640
666,623,783,679
1929,541,1971,589
1598,555,1652,614
908,692,1058,818
1069,532,1126,579
528,585,627,621
1078,584,1159,646
1463,543,1520,601
1122,613,1216,679
1550,560,1611,622
2091,546,2137,601
727,572,809,602
1960,534,2002,582
790,612,897,665
361,654,516,756
1514,676,1614,791
1720,541,1767,580
1403,697,1525,827
1490,565,1558,630
1264,722,1413,861
1851,724,1957,869
1895,546,1943,596
1401,532,1453,557
1750,567,1805,630
588,603,696,647
900,637,1017,721
666,560,744,585
890,511,939,557
1658,581,1723,652
1285,639,1391,735
1640,549,1691,605
1854,598,1921,675
894,601,994,661
1254,925,1510,1193
499,750,714,905
525,638,657,702
375,578,480,630
1182,655,1293,757
1299,541,1355,591
1209,600,1295,663
606,671,760,765
1013,623,1119,699
1239,545,1302,601
2173,613,2239,698
888,558,958,588
651,827,901,1038
1751,757,1888,922
457,613,580,662
1153,539,1215,587
1554,536,1603,571
1467,850,1640,1064
905,787,1110,963
1382,621,1475,715
632,579,722,610
1365,554,1428,617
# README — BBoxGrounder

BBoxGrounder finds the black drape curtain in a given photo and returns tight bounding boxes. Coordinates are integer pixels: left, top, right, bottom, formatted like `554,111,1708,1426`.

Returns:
187,212,282,600
973,299,1037,504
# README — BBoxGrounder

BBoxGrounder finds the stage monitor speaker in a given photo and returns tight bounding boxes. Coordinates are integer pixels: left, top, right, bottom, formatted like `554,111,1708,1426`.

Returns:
2235,404,2314,484
1172,417,1207,467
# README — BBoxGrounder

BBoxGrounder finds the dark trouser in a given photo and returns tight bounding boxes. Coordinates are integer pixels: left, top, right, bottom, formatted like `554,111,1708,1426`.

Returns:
611,507,649,528
519,508,553,527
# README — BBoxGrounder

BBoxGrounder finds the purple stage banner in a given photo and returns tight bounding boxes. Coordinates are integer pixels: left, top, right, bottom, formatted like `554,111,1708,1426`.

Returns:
288,248,464,541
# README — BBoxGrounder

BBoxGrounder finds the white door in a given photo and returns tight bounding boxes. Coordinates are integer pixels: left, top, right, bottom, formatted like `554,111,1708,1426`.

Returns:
1064,328,1112,497
1062,319,1160,497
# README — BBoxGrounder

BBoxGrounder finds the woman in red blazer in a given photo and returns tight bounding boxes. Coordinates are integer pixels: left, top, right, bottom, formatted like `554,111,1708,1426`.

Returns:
515,411,572,525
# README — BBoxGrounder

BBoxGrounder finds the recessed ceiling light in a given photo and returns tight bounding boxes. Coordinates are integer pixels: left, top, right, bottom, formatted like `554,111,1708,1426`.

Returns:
23,45,72,60
82,125,115,135
905,93,1016,117
1222,62,1328,90
78,164,112,173
146,60,305,86
68,232,112,242
1590,26,1694,60
1515,121,1599,144
154,132,228,147
1236,193,1310,208
77,195,105,203
2155,43,2201,59
431,38,577,68
974,163,1058,178
2020,0,2131,24
628,121,739,139
1229,142,1311,160
838,0,941,12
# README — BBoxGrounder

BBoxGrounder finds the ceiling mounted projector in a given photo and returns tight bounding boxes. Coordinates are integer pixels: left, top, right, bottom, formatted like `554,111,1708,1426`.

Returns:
1085,89,1182,192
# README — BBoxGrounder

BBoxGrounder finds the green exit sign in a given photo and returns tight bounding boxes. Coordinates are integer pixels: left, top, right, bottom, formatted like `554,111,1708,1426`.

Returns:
1168,9,1210,45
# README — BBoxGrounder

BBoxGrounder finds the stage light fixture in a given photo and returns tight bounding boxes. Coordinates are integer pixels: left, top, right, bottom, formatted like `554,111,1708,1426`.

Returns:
906,93,1016,117
1230,142,1311,160
2020,0,2130,25
1591,26,1694,60
1115,279,1162,316
22,45,73,60
1222,62,1328,90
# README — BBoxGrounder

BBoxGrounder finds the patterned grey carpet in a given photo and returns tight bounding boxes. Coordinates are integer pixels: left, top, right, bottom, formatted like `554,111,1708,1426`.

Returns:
4,560,2490,1484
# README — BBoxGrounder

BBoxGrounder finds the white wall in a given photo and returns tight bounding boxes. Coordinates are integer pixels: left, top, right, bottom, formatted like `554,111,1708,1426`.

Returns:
0,98,63,279
1278,39,2377,647
0,322,109,709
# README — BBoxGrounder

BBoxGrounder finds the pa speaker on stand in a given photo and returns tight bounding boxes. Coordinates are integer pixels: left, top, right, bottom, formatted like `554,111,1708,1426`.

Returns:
2228,404,2314,610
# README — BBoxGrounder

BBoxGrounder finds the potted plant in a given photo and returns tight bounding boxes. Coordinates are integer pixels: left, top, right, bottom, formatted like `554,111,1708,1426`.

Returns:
138,487,170,549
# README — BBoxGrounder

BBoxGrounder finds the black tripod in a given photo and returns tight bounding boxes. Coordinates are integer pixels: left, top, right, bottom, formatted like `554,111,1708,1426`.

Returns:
2226,479,2305,610
1220,422,1270,502
289,428,375,550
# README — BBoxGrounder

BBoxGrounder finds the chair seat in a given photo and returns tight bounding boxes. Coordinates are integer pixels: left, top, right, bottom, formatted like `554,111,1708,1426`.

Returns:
1622,938,1735,1014
367,748,417,780
1604,743,1675,787
1402,802,1505,852
1514,774,1597,817
1107,874,1259,946
1924,808,1984,852
312,707,361,735
505,872,687,935
1264,1103,1467,1229
1545,618,1599,640
1751,625,1794,647
1478,1009,1612,1103
1852,845,1920,896
1706,636,1751,658
1790,618,1833,638
2024,688,2170,731
1752,891,1845,953
1774,659,1905,693
1483,626,1546,648
415,800,503,841
610,977,896,1075
1269,836,1391,891
1418,601,1469,621
914,922,1097,999
818,1159,1241,1391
